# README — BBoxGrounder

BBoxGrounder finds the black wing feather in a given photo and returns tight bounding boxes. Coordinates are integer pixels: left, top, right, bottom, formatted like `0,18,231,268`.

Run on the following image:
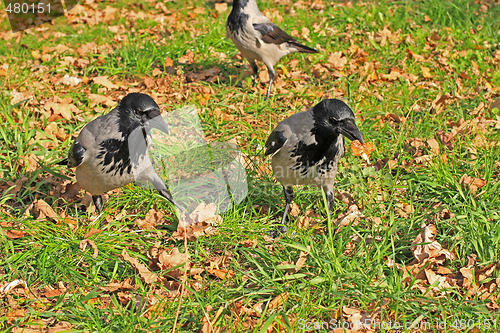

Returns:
253,23,294,45
253,22,318,53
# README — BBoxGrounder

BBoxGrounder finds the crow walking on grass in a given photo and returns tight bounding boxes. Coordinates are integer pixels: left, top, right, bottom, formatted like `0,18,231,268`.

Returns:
60,93,177,214
265,99,364,233
226,0,318,100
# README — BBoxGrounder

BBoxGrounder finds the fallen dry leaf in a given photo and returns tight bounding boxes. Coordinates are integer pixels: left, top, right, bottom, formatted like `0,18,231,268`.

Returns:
207,268,235,280
268,292,289,310
46,320,74,332
60,74,82,86
0,222,28,239
136,208,165,229
383,69,401,81
152,68,162,77
427,138,440,154
477,263,497,282
293,246,310,273
297,215,312,229
92,76,119,89
351,140,375,163
61,182,82,202
421,65,433,78
178,50,195,64
122,249,159,284
412,224,454,265
80,239,98,258
459,174,487,194
84,228,102,239
407,48,425,62
88,93,115,107
173,203,222,240
183,202,219,225
289,202,300,217
32,199,59,221
165,57,174,67
466,254,477,268
0,279,27,295
414,154,433,165
431,93,453,113
240,239,258,247
214,2,227,13
6,308,26,324
11,328,40,333
436,266,453,275
44,101,79,121
171,220,219,241
157,247,189,279
44,284,67,298
334,204,364,233
424,268,453,294
2,176,27,198
342,307,360,316
328,51,347,70
100,278,135,292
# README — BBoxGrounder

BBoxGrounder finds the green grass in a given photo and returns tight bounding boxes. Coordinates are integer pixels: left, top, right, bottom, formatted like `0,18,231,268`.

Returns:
1,0,500,331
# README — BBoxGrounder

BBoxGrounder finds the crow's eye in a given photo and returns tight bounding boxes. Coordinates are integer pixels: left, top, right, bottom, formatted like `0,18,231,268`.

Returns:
133,108,147,118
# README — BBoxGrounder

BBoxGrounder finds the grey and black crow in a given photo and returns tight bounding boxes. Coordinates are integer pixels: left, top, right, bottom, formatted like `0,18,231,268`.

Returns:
226,0,318,100
265,99,364,232
61,93,176,213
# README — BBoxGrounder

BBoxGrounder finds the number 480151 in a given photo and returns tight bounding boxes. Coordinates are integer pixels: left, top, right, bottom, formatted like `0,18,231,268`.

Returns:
5,2,51,14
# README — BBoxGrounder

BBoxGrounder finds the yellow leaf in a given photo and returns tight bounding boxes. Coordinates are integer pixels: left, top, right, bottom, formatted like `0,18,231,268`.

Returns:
421,66,432,78
121,249,159,284
269,292,289,310
93,76,119,89
31,50,41,60
214,2,227,12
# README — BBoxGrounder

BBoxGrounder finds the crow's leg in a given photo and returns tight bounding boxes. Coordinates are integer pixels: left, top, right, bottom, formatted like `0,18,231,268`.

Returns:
92,195,103,214
274,186,294,236
249,60,259,87
325,190,335,215
322,183,335,216
265,67,275,101
281,186,294,225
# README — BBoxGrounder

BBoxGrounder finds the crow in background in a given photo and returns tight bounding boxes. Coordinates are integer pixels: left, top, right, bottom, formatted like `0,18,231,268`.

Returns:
226,0,318,100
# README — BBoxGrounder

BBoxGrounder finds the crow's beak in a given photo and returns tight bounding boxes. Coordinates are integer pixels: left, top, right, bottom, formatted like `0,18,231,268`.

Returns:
147,115,170,135
340,119,364,144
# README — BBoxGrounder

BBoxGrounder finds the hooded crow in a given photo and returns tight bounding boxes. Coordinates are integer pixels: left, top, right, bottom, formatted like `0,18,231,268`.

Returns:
61,93,176,213
265,99,364,232
226,0,318,100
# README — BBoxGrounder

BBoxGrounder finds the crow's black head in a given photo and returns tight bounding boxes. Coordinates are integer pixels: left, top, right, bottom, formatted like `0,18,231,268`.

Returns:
312,99,364,144
117,93,169,135
119,92,161,123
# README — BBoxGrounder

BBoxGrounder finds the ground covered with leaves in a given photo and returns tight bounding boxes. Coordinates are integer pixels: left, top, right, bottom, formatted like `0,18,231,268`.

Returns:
1,0,499,331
